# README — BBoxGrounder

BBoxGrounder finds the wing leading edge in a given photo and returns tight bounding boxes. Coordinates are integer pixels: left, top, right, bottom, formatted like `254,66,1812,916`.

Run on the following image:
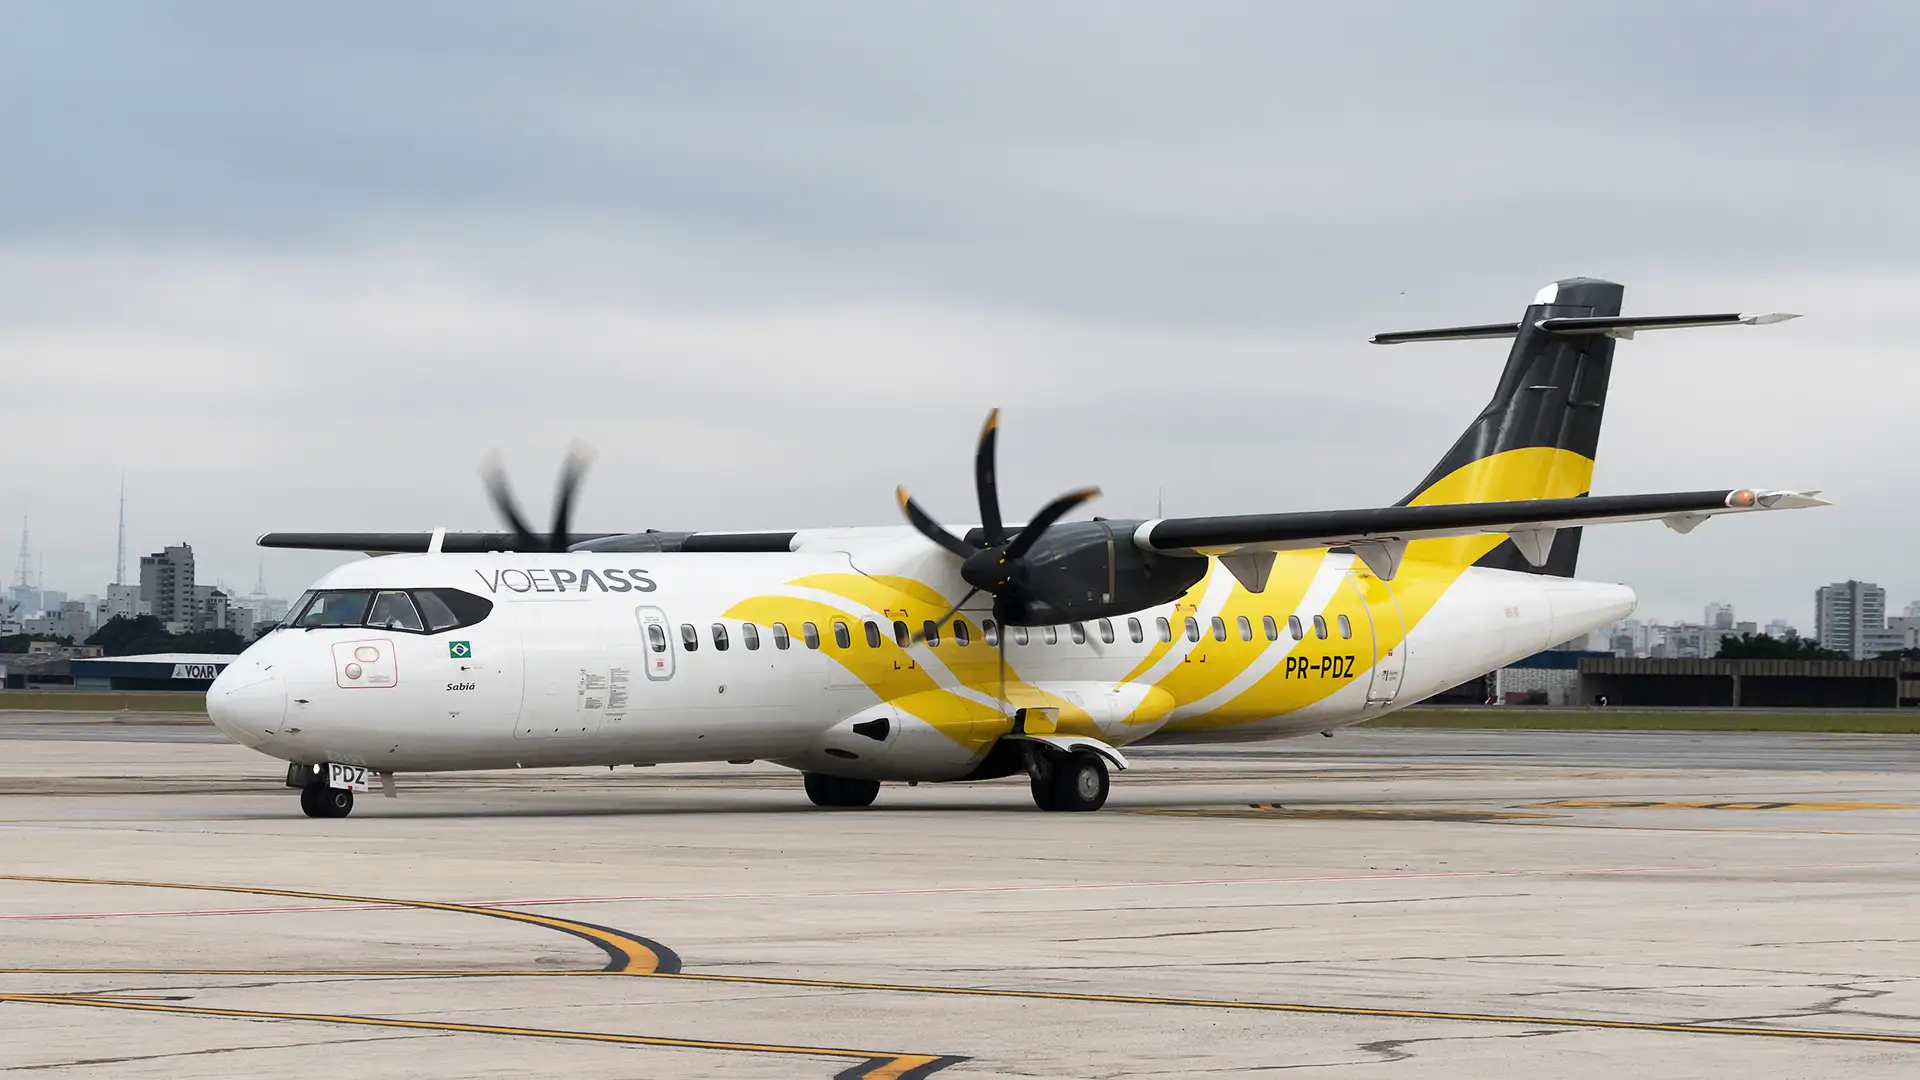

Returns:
1134,488,1827,583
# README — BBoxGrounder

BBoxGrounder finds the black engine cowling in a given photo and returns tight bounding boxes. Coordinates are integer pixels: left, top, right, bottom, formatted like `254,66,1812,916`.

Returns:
970,519,1208,625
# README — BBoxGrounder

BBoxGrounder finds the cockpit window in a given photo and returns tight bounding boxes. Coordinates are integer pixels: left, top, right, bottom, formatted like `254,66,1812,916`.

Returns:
289,588,491,634
414,590,462,632
368,591,425,632
416,589,492,631
295,591,373,628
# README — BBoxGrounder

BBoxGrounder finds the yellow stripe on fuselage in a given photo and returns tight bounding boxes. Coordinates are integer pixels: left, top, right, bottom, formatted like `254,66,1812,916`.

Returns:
727,446,1595,743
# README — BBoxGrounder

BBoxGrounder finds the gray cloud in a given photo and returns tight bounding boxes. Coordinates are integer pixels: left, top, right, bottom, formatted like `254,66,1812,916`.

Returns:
1,2,1915,625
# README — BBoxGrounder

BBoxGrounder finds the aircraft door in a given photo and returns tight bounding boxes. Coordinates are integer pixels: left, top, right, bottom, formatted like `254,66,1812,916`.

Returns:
512,600,604,739
1346,571,1407,706
636,606,675,681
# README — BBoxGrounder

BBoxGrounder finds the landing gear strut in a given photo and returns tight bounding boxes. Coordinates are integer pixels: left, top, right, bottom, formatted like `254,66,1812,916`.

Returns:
299,784,354,819
1029,749,1109,812
803,772,880,808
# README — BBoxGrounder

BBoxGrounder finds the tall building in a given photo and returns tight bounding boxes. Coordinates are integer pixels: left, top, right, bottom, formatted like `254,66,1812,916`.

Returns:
1704,602,1735,630
139,544,197,633
1764,618,1798,641
98,584,146,625
1815,580,1888,660
195,585,230,634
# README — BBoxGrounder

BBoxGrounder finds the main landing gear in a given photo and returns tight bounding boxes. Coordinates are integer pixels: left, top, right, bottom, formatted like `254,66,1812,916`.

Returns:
1028,749,1109,812
803,772,881,808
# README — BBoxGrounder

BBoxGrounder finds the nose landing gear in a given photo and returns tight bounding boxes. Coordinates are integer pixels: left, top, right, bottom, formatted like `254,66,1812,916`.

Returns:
803,772,881,808
299,784,355,818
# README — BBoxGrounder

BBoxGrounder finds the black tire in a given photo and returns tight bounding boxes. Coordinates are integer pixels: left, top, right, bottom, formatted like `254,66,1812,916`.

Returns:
302,786,354,819
803,773,879,808
1028,772,1057,811
1045,752,1109,812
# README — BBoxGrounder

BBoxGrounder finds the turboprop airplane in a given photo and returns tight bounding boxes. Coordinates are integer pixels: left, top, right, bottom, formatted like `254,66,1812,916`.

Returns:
210,278,1824,818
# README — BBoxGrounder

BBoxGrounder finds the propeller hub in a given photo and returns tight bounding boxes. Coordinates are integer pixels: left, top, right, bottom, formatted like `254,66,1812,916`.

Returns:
960,548,1014,592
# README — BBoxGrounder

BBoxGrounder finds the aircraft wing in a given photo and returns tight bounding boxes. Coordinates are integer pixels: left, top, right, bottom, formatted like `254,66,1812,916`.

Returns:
255,531,797,555
1133,488,1827,580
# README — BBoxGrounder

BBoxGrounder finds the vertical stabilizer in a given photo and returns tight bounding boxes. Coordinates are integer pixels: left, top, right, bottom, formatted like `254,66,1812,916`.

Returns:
1389,277,1624,576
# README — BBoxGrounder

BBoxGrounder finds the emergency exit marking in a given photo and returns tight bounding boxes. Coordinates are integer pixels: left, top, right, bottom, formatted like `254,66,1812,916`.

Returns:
449,641,472,659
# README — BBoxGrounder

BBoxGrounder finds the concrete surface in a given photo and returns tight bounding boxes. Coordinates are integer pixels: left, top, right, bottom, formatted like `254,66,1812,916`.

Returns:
3,714,1919,1078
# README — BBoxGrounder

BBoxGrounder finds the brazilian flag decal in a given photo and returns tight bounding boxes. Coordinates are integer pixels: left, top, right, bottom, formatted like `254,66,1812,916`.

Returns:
449,641,472,659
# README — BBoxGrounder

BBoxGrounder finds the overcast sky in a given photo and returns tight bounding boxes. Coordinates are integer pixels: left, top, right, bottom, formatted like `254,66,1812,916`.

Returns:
2,3,1915,626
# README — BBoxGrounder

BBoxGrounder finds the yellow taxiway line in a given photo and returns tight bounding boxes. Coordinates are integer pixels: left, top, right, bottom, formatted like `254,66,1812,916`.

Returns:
0,994,958,1080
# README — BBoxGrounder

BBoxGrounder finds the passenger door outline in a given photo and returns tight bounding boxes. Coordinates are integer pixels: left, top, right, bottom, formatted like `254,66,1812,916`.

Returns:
1346,571,1407,706
637,606,675,681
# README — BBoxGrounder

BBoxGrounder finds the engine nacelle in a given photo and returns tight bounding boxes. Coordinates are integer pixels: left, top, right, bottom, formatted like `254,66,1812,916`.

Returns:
987,519,1208,625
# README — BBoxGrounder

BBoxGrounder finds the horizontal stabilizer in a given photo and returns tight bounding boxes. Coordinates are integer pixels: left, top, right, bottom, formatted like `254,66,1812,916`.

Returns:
1370,322,1521,345
1373,311,1797,345
1535,312,1799,339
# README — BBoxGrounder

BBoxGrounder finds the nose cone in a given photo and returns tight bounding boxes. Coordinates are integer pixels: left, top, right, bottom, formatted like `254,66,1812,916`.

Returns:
1546,580,1638,645
207,661,286,749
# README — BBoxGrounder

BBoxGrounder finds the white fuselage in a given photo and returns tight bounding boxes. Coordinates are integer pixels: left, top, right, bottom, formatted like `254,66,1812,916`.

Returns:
207,545,1634,783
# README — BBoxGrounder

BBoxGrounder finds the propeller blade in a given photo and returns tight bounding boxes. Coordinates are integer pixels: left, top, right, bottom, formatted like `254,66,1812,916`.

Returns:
548,441,597,552
480,453,544,551
1002,486,1101,561
974,408,1005,547
909,587,979,645
896,487,977,559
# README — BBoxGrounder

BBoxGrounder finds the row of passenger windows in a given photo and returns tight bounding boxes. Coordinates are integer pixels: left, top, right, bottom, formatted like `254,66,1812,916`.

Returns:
648,612,1354,654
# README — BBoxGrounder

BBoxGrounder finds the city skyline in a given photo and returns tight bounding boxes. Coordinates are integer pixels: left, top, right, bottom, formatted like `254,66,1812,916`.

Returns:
2,502,1906,636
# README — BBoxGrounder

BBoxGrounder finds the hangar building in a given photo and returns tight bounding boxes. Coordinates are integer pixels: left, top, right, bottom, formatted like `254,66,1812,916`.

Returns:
69,654,240,692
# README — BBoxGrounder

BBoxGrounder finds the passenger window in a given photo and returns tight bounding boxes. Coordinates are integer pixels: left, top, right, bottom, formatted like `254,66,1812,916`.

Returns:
1043,626,1058,645
1263,615,1278,641
1289,615,1304,641
1127,617,1143,643
865,621,883,648
295,590,373,628
646,623,668,653
1338,614,1353,639
1013,626,1029,646
1211,616,1227,642
803,622,821,649
1098,618,1115,644
1313,615,1329,640
1237,615,1253,642
1070,623,1087,645
922,621,940,647
680,624,700,652
893,620,910,647
955,621,971,646
1184,617,1200,642
984,619,999,646
711,622,730,651
742,623,761,651
773,622,791,650
1156,617,1172,643
368,590,425,632
833,620,852,649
